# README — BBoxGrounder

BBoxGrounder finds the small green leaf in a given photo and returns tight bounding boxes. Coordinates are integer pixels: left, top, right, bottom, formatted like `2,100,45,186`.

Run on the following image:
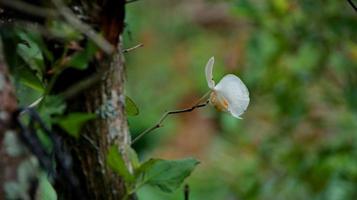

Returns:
57,112,96,138
107,146,134,183
36,129,54,154
17,66,44,92
36,173,57,200
66,40,97,70
126,146,140,170
17,31,45,76
125,96,139,116
38,96,66,126
18,30,53,62
136,158,199,193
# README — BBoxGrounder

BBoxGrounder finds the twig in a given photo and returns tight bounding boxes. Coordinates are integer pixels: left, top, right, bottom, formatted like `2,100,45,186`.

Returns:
347,0,357,12
131,99,209,144
0,0,59,18
82,134,99,150
27,65,107,109
59,69,106,100
192,91,210,106
3,0,116,54
50,0,115,54
25,96,43,110
122,43,143,53
126,0,140,4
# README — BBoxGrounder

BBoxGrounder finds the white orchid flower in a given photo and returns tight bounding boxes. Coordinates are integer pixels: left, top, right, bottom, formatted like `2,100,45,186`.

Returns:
205,57,250,119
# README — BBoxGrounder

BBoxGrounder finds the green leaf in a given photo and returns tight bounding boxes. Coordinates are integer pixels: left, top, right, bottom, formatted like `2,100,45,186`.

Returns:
57,112,96,138
136,158,199,193
66,40,97,70
15,84,42,108
36,173,57,200
18,30,53,62
38,96,66,126
36,129,54,154
125,96,139,116
107,146,134,183
17,65,44,92
126,146,140,170
17,31,45,76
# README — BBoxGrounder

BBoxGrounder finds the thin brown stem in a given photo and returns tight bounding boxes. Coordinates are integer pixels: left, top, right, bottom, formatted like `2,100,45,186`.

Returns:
122,43,143,53
82,134,99,151
131,93,210,145
59,69,107,100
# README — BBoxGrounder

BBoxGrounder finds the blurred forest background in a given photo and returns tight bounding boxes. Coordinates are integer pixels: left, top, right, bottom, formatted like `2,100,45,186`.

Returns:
125,0,357,199
1,0,357,199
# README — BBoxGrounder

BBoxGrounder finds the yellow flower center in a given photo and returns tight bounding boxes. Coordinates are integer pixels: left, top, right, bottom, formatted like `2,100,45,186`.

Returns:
210,91,228,112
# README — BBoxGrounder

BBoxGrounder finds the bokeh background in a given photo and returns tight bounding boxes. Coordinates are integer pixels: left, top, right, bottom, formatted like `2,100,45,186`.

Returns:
124,0,357,199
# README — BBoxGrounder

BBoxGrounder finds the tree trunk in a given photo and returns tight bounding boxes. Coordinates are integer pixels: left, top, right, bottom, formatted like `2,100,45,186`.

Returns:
67,1,131,199
71,38,131,199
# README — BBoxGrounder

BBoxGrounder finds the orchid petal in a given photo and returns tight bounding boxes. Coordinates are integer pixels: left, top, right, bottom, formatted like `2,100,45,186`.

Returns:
214,74,249,118
205,57,215,89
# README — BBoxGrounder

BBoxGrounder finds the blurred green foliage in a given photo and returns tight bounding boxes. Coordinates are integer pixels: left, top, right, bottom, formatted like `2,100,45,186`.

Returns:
125,0,357,199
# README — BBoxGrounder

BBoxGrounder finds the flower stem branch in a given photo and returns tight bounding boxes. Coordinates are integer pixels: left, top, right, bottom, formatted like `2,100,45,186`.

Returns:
131,93,210,144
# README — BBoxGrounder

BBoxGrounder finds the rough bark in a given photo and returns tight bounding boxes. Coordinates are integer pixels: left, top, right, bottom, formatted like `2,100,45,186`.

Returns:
71,38,131,199
68,1,131,199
